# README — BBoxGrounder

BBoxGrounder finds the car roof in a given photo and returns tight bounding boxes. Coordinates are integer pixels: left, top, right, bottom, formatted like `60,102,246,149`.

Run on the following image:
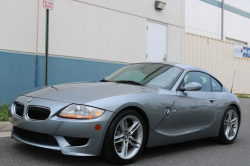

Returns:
133,62,198,70
134,61,219,80
131,62,229,91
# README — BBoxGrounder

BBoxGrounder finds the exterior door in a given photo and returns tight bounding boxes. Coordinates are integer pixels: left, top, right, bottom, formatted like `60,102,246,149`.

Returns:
175,72,217,135
146,21,167,62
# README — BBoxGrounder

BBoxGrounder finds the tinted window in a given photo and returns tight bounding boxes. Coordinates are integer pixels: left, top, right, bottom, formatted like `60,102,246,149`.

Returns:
105,63,183,90
146,67,183,88
211,77,222,92
180,72,211,92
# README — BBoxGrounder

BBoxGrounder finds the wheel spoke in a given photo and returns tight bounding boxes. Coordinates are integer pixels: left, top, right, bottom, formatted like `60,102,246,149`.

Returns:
128,140,139,148
129,136,141,146
231,118,238,125
115,138,124,144
128,121,139,132
121,141,128,157
224,120,228,126
123,118,128,131
115,134,124,140
120,118,128,134
130,123,141,134
225,126,230,138
227,111,233,121
229,126,235,136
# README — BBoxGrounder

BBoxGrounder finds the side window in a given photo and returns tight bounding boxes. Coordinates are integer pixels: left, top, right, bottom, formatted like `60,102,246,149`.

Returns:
180,72,211,92
147,67,183,89
211,77,222,92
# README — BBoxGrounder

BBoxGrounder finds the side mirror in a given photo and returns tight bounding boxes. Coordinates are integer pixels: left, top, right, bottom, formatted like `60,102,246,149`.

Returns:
184,82,202,91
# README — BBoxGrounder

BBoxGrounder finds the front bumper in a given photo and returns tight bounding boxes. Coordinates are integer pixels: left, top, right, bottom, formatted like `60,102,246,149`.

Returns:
10,96,115,156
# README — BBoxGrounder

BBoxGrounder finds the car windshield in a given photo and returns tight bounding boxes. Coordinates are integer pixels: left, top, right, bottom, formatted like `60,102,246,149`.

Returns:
105,63,183,89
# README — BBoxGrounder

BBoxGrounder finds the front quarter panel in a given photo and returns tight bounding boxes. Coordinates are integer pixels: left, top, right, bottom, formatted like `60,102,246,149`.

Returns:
85,89,176,130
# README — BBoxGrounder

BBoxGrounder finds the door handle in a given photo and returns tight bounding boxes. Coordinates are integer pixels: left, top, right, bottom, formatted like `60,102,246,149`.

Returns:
210,99,216,103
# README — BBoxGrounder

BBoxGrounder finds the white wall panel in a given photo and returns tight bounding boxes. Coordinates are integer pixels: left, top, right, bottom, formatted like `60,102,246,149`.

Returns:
185,0,250,46
0,0,38,53
224,10,250,45
225,0,250,13
37,0,147,63
75,0,184,27
167,25,183,63
185,0,221,37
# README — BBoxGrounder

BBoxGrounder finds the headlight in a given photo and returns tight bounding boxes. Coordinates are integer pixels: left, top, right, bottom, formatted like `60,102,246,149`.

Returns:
59,104,105,119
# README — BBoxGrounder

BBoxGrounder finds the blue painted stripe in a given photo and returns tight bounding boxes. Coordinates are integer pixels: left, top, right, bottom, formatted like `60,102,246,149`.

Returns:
201,0,221,8
200,0,250,19
36,55,127,87
0,51,127,104
0,51,37,105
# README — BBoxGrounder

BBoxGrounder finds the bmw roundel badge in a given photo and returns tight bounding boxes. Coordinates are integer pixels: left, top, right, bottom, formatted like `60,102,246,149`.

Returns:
165,109,170,115
27,98,33,102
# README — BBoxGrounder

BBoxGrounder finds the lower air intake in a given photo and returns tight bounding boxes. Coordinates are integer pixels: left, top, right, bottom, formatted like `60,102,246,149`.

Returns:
13,127,59,146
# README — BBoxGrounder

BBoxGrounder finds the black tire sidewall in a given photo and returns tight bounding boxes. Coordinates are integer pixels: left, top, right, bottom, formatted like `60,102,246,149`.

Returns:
102,109,147,165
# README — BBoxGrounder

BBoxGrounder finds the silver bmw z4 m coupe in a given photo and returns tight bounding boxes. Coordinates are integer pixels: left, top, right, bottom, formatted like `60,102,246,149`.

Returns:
9,62,241,165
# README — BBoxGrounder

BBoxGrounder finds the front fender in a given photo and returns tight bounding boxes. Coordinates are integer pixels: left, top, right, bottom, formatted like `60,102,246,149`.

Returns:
85,93,176,130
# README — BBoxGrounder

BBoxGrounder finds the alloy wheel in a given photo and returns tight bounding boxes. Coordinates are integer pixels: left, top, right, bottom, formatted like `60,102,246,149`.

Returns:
114,115,143,159
224,110,239,140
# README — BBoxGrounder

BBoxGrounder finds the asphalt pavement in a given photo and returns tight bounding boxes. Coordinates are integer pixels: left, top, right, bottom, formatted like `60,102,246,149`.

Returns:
0,98,249,166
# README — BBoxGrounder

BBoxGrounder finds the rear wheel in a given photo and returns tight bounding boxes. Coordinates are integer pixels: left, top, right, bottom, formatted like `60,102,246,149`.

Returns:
217,106,239,144
101,110,146,165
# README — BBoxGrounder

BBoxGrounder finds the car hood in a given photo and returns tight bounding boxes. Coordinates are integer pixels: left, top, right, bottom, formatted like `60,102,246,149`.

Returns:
21,82,157,104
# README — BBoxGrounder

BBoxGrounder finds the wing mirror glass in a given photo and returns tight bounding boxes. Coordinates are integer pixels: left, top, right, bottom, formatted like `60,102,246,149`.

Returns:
180,82,202,91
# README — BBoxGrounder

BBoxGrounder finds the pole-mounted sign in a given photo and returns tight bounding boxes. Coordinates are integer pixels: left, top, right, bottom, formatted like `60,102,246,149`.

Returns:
43,0,54,10
43,0,53,86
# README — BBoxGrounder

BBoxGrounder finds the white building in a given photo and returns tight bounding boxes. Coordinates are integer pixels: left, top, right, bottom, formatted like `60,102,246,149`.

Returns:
186,0,250,46
0,0,249,104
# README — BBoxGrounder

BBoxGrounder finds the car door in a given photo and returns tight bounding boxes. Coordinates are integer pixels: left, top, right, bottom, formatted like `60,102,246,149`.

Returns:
174,71,217,135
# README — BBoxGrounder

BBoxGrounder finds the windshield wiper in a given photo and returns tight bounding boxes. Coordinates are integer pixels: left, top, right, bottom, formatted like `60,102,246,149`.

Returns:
115,80,144,86
100,78,110,82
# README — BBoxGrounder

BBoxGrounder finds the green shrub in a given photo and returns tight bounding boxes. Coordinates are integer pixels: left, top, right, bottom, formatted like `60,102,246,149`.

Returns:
0,104,10,122
236,93,250,98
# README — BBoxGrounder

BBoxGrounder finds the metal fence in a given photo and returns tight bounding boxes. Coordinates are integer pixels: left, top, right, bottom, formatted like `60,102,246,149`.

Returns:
185,33,250,94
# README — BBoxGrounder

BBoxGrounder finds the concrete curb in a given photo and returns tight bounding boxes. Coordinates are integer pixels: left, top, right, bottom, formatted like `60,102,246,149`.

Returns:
0,122,12,132
0,131,11,137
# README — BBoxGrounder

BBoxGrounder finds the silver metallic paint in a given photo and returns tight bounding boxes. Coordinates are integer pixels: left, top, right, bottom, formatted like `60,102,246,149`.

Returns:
10,63,241,156
184,82,202,91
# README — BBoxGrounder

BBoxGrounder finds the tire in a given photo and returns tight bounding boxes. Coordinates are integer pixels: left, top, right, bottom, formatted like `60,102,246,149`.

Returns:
216,106,240,144
101,109,147,165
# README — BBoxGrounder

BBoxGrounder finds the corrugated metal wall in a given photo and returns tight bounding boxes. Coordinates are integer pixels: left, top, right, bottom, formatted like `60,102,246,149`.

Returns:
185,33,250,94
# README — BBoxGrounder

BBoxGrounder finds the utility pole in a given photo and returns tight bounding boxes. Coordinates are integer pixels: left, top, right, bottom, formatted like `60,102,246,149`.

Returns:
45,9,49,86
43,0,54,86
221,0,224,40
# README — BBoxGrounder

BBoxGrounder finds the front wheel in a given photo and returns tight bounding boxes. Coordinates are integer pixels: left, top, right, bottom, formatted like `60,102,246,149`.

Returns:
101,110,147,165
216,106,240,144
